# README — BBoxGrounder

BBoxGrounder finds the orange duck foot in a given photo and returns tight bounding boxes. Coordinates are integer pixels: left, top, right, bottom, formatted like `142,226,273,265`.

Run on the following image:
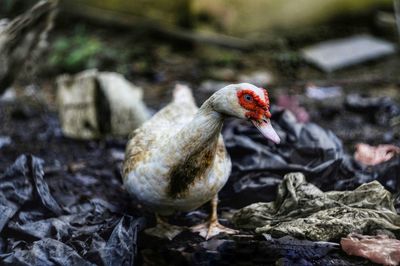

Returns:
190,219,238,240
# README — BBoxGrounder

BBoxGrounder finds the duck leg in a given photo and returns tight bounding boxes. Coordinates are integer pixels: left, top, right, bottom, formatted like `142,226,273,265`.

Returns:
191,195,238,240
145,214,185,240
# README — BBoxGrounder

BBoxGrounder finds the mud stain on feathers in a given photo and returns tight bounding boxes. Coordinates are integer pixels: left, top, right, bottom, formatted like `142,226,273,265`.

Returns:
167,140,218,199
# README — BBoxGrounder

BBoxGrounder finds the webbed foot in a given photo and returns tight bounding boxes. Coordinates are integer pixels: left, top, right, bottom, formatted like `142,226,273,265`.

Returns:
145,214,186,240
191,219,238,240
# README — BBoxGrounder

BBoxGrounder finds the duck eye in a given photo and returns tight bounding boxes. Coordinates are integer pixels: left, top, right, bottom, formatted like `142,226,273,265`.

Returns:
244,94,253,102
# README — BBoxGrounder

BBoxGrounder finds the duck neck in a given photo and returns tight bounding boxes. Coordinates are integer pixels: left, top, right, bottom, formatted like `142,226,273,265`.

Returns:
172,99,224,160
164,99,225,198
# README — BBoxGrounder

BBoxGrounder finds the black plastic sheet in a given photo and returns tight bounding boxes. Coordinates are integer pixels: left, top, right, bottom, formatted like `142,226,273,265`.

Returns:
0,155,144,266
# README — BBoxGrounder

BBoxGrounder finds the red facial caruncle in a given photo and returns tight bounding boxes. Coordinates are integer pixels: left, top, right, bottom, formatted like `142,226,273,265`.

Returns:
237,88,271,120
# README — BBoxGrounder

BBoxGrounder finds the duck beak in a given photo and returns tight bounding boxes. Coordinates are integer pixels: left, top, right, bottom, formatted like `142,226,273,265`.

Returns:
251,118,280,144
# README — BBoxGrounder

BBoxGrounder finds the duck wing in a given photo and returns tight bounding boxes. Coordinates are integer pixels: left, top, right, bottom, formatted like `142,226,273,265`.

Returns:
123,84,197,176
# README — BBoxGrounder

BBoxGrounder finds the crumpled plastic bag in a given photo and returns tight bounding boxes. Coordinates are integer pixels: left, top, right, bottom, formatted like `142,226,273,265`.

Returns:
0,155,144,265
221,108,400,208
233,172,400,241
224,109,343,178
341,234,400,266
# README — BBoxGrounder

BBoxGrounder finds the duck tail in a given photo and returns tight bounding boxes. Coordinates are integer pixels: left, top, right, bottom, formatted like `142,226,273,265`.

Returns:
173,83,195,104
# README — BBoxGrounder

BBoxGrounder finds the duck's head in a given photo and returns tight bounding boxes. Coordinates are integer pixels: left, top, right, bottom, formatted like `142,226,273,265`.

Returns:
211,83,280,144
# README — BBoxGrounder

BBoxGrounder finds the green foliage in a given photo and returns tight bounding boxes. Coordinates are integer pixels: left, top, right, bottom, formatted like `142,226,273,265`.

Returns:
48,26,103,72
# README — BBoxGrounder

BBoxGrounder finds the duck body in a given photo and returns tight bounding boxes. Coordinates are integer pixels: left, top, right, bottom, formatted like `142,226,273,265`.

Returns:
123,83,280,239
123,85,231,216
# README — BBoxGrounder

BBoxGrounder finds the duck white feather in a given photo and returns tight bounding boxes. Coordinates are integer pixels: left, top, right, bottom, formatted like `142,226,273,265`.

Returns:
123,83,280,239
123,84,230,215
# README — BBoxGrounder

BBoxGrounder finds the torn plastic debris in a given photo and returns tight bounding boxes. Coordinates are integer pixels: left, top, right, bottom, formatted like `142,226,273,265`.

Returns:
233,172,400,241
341,234,400,266
354,143,400,166
0,155,144,265
57,69,150,139
84,216,142,266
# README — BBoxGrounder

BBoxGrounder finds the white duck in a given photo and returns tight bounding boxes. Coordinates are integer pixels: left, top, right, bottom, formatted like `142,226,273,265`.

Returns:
123,83,280,239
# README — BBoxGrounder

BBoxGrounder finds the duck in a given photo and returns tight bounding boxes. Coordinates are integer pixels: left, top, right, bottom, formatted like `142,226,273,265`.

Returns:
122,83,280,240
